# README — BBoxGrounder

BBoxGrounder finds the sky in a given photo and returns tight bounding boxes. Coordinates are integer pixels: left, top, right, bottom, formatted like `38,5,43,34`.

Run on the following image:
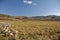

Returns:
0,0,60,16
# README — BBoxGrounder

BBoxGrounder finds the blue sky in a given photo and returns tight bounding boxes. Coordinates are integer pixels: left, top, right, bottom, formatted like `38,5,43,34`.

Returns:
0,0,60,16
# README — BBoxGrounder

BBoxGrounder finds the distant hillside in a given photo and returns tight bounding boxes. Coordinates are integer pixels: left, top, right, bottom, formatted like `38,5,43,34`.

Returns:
0,14,60,21
0,14,28,20
0,14,15,20
30,15,60,21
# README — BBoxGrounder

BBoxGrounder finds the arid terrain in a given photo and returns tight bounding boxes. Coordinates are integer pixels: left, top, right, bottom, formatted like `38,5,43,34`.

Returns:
0,14,60,40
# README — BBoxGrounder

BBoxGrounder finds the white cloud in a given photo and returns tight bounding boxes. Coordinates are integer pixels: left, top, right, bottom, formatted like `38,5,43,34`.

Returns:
23,0,32,4
23,0,37,6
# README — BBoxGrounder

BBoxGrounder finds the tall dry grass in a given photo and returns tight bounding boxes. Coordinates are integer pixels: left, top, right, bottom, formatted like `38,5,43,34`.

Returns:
0,20,60,40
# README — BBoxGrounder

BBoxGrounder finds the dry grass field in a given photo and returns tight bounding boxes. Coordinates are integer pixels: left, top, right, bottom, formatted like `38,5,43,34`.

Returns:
0,20,60,40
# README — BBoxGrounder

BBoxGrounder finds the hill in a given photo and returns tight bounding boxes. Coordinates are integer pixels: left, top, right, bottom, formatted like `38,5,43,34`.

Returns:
0,14,60,21
0,14,16,20
30,15,60,21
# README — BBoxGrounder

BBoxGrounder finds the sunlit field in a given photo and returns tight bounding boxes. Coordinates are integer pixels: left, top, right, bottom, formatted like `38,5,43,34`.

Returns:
0,20,60,40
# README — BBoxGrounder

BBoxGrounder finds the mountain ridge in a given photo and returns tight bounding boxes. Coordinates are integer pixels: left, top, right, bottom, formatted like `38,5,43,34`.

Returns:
0,14,60,21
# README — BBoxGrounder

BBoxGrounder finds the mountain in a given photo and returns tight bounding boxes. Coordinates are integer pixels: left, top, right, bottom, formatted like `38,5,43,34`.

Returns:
0,14,60,21
30,15,60,21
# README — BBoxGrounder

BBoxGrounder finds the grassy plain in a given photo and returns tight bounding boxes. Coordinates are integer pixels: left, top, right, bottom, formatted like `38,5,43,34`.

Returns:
0,20,60,40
